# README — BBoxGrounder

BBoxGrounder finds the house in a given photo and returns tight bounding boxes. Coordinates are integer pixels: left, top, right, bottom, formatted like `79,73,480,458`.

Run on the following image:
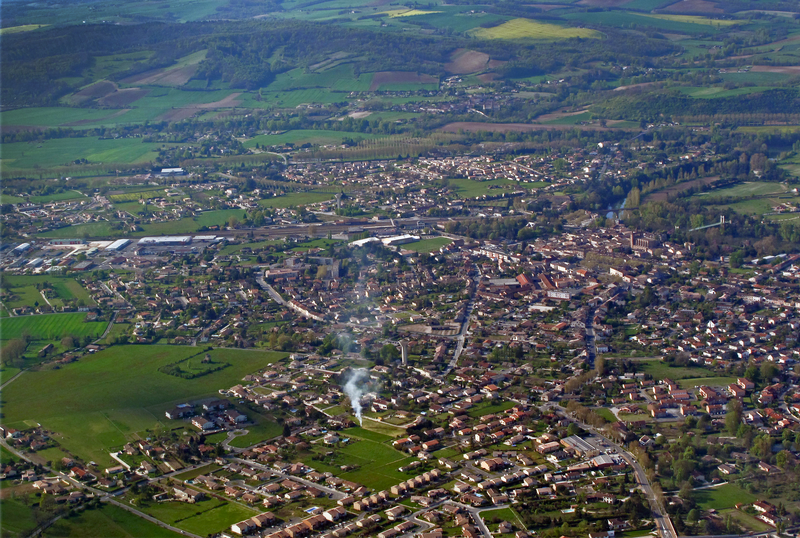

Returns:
173,486,205,503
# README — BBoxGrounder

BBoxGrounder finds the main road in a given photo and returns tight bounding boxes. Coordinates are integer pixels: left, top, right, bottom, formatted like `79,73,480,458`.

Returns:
444,263,479,376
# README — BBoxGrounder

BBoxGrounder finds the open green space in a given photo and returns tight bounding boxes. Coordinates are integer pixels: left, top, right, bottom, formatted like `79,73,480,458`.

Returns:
563,11,728,34
695,181,786,198
1,346,286,466
678,86,773,100
677,376,738,389
0,108,124,128
245,130,387,148
480,506,526,531
594,407,618,423
2,275,95,310
466,400,516,418
28,191,88,203
0,138,160,171
0,498,39,538
637,360,727,382
226,410,284,448
258,191,334,209
402,237,452,253
176,502,260,535
695,483,756,511
42,504,184,538
0,313,106,341
448,177,548,198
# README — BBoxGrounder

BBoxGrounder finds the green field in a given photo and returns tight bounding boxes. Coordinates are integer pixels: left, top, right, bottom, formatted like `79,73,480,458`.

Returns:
695,181,786,198
695,484,757,511
244,130,387,148
1,346,286,466
42,504,184,538
0,138,160,170
0,498,39,538
2,275,96,310
258,191,334,208
303,427,414,490
402,237,452,253
448,177,548,198
678,86,773,99
470,18,602,40
0,313,106,341
563,11,724,34
28,190,88,203
226,410,284,448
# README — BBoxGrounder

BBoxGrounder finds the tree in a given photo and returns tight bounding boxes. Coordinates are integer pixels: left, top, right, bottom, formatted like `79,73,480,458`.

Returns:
61,335,75,349
726,398,743,436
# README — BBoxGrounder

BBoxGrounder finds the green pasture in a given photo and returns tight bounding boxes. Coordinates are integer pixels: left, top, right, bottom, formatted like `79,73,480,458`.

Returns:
638,360,720,381
42,504,183,538
10,0,226,26
140,209,247,235
85,51,155,82
562,11,724,34
402,237,452,253
0,107,117,128
1,138,159,170
719,71,792,85
620,0,675,10
694,181,786,198
265,64,374,93
542,111,594,125
1,345,286,466
466,400,516,418
678,86,773,99
177,502,260,535
0,499,39,538
401,10,508,33
713,197,787,215
257,88,345,108
0,313,106,341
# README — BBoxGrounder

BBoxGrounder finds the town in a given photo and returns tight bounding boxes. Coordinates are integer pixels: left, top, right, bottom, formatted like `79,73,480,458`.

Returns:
2,146,800,538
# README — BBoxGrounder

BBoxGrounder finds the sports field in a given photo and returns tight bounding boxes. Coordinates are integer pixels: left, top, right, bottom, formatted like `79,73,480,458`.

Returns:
402,237,452,253
1,346,286,466
0,313,106,341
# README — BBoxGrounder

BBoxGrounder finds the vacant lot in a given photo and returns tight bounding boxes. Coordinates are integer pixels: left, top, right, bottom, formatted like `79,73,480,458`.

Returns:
1,346,286,466
471,18,602,40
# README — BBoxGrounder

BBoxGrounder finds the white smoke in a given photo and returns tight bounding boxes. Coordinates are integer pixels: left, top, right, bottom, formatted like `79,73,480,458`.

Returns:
343,368,370,426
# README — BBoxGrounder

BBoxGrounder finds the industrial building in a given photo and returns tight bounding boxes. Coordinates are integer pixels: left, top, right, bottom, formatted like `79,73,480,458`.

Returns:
106,239,131,252
137,236,192,246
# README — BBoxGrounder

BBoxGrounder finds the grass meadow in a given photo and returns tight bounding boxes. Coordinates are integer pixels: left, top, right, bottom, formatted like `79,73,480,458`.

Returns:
41,504,184,538
1,346,286,466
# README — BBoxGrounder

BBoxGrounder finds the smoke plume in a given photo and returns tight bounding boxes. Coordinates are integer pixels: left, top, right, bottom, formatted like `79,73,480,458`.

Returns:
343,368,369,426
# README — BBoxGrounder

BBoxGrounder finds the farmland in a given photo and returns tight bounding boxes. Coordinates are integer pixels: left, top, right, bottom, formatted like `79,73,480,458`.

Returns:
470,18,602,41
0,346,286,465
0,138,161,171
